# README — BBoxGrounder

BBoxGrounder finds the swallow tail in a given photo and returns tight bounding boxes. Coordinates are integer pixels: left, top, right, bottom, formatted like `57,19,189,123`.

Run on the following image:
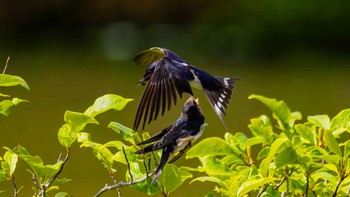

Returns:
204,77,237,129
152,145,175,184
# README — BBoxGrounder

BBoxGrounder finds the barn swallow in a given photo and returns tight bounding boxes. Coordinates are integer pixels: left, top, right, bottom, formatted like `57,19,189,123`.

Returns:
135,96,206,183
133,47,237,131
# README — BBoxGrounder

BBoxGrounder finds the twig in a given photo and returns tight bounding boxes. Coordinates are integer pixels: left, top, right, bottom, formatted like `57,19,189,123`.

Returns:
305,172,310,197
37,148,70,196
2,56,10,74
11,177,18,197
142,157,149,179
122,147,133,182
275,177,287,190
94,172,154,197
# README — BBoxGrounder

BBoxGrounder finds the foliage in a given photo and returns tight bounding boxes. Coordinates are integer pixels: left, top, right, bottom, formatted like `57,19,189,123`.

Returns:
0,74,29,116
2,71,350,196
186,94,350,197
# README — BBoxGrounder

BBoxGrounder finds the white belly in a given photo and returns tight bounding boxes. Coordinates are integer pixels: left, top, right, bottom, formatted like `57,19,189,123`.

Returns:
189,70,203,89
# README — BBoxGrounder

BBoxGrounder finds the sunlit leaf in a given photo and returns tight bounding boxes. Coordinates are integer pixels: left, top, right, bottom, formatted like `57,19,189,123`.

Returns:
108,122,138,144
55,192,68,197
260,138,288,177
257,147,270,160
158,164,192,195
198,156,231,176
0,74,30,90
58,124,78,148
330,108,350,131
343,140,350,159
249,94,302,132
129,162,160,195
323,130,342,156
294,123,317,145
84,94,133,117
190,176,223,185
186,137,234,159
249,115,274,144
79,140,115,173
308,115,330,130
237,176,276,197
3,151,17,177
275,146,308,167
64,110,98,133
0,98,28,116
0,93,10,97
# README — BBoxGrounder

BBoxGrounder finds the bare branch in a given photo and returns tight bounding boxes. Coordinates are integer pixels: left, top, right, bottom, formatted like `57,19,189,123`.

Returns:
2,56,10,74
94,172,154,197
11,177,18,197
122,147,133,182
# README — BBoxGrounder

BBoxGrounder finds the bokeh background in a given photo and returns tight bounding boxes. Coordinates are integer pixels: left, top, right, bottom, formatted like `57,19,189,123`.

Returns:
1,0,350,196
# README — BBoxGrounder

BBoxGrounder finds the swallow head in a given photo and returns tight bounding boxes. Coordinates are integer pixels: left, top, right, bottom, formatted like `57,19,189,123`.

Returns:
139,62,157,85
181,97,204,121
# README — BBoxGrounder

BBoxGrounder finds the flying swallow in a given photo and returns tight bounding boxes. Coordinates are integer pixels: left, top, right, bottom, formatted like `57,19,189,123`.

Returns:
135,96,206,183
133,47,237,131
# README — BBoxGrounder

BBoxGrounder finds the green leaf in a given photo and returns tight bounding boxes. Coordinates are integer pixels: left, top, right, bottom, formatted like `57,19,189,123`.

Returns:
248,115,274,144
237,176,276,197
186,137,234,159
190,176,223,185
330,108,350,131
198,156,231,176
294,123,317,145
308,115,330,130
158,164,192,195
260,138,288,177
64,110,98,133
275,146,308,167
129,162,160,195
343,140,350,159
249,94,302,131
323,130,342,156
3,151,18,177
84,94,133,117
58,124,78,148
108,122,138,144
0,98,28,116
79,140,115,173
257,147,270,160
0,93,10,97
0,74,30,90
55,192,68,197
11,145,63,183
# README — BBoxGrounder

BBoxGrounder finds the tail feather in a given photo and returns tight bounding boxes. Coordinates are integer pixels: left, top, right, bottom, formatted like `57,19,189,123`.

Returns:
151,145,175,184
204,77,238,130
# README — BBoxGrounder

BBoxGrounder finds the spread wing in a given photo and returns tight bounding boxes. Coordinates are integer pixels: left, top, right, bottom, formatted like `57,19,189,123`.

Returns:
133,58,193,131
204,77,237,129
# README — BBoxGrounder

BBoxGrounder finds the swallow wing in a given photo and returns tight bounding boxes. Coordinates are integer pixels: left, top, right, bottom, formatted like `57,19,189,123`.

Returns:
133,47,165,66
133,58,193,131
137,125,173,146
204,77,237,129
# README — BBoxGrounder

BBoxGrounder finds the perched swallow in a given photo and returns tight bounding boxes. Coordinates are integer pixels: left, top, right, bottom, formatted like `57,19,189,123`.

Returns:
135,96,206,183
133,47,237,131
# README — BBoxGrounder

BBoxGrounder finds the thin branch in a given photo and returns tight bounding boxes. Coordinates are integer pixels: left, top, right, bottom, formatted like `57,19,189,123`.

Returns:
122,147,133,182
11,177,18,197
275,176,287,190
94,172,154,197
37,148,70,196
3,56,10,74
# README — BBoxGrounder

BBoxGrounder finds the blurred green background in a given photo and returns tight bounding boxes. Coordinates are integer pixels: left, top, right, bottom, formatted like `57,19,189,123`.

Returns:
1,0,350,196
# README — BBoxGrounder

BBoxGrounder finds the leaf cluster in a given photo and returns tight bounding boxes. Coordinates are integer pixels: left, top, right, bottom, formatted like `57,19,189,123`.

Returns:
187,94,350,197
